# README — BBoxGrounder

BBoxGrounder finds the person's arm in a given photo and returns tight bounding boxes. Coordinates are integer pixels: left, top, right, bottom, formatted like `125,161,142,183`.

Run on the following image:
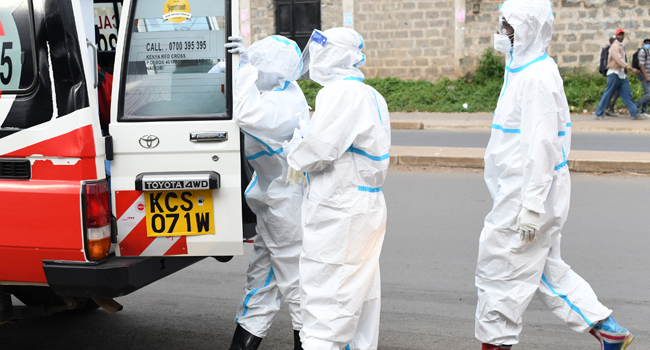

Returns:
287,84,370,173
519,78,563,215
640,50,650,82
232,65,297,144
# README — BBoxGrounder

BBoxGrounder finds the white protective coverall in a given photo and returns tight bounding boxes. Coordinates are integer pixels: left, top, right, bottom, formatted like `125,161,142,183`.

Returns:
476,0,612,346
287,28,391,350
233,35,310,337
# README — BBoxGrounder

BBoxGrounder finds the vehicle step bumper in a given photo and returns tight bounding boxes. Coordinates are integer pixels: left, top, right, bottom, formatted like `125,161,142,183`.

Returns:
43,256,204,298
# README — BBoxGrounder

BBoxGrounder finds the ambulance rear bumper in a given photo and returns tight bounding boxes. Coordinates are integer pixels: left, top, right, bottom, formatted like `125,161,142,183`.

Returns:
42,255,204,298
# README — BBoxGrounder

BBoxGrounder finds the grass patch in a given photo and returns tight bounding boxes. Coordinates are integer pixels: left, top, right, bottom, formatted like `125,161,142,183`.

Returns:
298,48,646,113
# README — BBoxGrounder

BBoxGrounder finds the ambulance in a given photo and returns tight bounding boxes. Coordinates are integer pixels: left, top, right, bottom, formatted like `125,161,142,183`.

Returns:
0,0,253,322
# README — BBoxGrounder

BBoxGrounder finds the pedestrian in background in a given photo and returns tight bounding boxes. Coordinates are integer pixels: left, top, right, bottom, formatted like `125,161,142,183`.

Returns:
594,29,647,120
603,36,621,116
635,38,650,114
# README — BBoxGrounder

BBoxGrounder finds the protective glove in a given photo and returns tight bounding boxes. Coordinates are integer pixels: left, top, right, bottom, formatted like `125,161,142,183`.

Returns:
225,36,249,66
286,167,302,186
517,207,540,244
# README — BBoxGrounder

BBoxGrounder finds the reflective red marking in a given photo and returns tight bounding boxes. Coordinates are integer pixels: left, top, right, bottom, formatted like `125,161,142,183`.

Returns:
599,332,627,341
164,236,188,255
0,20,4,36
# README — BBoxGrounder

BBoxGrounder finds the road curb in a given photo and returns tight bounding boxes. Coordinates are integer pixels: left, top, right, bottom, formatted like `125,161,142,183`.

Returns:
390,122,650,134
390,146,650,174
391,121,424,130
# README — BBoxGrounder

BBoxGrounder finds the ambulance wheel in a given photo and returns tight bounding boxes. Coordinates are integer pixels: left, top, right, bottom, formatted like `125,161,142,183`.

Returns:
214,256,233,263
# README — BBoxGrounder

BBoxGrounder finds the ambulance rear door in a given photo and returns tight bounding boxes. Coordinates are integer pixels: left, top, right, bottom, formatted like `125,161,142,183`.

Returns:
110,0,245,257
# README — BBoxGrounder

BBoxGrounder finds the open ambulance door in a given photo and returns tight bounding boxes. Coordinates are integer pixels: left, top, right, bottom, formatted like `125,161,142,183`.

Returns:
109,0,252,258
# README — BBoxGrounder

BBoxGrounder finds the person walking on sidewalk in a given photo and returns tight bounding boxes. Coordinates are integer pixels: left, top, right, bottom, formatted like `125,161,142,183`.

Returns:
478,1,635,349
604,36,621,116
595,29,648,120
635,38,650,114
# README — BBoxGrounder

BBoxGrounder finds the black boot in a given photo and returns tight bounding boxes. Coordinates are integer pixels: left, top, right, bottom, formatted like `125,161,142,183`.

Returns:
229,325,263,350
294,330,303,350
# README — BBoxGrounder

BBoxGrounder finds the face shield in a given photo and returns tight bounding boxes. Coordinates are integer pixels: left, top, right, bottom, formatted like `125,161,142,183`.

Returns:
498,15,515,39
299,29,366,83
494,15,515,54
299,30,329,81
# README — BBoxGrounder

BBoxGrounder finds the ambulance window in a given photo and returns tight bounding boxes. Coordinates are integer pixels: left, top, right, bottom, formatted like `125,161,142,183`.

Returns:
119,0,229,121
0,0,37,94
94,1,122,51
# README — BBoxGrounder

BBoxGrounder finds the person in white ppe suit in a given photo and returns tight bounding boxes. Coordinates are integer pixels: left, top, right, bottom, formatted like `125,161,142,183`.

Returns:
286,27,390,350
476,1,634,349
225,35,310,350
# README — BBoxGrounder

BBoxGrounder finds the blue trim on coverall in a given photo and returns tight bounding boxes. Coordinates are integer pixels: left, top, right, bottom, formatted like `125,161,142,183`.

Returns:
346,146,390,161
541,274,596,327
238,267,275,320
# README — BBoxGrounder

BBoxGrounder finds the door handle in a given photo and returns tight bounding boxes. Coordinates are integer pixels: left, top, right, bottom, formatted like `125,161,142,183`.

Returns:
190,132,228,142
86,39,98,89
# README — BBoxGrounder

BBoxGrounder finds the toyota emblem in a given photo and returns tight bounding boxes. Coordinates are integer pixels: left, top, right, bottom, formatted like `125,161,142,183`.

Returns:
139,135,160,149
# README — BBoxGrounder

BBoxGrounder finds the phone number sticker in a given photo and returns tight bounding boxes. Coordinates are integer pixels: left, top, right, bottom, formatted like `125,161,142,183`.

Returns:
145,40,208,52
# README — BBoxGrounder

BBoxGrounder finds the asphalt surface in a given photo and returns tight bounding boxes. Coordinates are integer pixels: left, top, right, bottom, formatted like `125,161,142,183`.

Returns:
392,129,650,153
2,170,649,349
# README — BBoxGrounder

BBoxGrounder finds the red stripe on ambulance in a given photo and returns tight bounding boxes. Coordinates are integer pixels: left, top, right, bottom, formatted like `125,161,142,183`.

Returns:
2,125,98,181
4,124,96,158
116,191,188,256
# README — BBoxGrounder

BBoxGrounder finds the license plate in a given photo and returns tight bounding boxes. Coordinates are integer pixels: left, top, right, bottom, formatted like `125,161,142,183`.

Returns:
145,190,215,237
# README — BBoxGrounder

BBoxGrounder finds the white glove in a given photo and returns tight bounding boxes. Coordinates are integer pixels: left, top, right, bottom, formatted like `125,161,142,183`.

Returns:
286,166,308,187
225,36,249,65
517,207,540,243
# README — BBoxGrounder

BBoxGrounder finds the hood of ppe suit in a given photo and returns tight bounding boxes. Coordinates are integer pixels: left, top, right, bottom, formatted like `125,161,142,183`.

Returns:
306,27,366,86
248,35,302,92
499,0,554,68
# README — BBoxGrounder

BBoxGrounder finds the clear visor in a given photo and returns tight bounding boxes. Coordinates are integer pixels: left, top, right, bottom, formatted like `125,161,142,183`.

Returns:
498,15,514,37
299,29,328,81
299,29,364,81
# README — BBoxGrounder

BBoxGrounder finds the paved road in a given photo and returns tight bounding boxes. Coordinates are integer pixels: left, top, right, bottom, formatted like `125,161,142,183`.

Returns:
2,170,649,349
392,129,650,152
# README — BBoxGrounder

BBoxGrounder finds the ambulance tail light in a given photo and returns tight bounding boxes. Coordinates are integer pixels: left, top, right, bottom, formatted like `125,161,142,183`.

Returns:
83,181,111,261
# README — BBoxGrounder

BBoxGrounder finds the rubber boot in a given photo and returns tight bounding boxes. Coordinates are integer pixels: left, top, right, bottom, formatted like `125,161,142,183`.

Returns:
589,316,634,350
482,344,512,350
294,330,303,350
229,324,263,350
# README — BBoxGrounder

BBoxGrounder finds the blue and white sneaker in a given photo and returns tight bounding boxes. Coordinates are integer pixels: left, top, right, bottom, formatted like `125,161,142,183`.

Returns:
590,316,634,350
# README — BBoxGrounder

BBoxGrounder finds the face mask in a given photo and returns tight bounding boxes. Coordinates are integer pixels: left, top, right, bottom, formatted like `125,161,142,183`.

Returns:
494,34,513,54
644,44,650,50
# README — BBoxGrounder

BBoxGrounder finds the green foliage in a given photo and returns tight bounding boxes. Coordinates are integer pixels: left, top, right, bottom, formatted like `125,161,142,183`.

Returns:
297,80,322,109
297,48,644,113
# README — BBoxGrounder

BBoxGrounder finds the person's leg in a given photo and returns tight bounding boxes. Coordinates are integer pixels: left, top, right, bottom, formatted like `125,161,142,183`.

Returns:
618,78,639,117
347,267,381,350
235,235,282,338
636,75,650,113
260,201,303,333
595,75,620,116
606,90,620,113
300,195,386,350
536,233,612,332
475,208,551,346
